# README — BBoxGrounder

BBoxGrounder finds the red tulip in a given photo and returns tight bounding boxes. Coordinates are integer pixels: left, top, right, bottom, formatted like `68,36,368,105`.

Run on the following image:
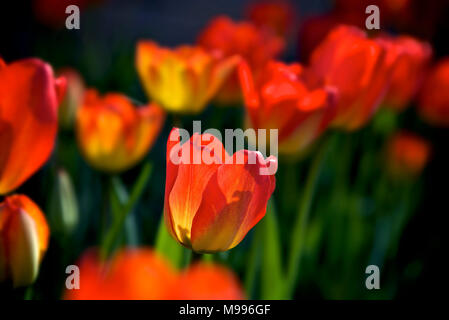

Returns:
418,58,449,127
239,60,337,155
198,16,284,105
307,25,400,130
64,248,245,300
164,128,277,252
64,248,177,300
386,131,431,178
381,35,432,111
0,58,65,194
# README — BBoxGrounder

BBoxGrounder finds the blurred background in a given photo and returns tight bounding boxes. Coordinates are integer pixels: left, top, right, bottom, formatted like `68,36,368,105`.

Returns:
1,0,448,299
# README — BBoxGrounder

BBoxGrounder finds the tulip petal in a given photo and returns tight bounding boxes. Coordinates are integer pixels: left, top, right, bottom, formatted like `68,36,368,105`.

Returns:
191,150,276,252
0,59,59,194
168,132,225,247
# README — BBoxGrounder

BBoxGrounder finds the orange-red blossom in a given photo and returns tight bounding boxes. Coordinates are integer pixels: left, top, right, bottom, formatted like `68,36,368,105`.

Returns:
239,60,337,155
164,128,277,253
418,57,449,127
307,25,401,131
198,16,284,105
64,248,244,300
386,131,431,178
0,57,65,194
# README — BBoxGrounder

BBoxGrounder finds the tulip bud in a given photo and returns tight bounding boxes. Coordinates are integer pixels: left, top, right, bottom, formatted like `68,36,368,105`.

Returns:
48,169,79,236
57,68,85,130
0,195,50,287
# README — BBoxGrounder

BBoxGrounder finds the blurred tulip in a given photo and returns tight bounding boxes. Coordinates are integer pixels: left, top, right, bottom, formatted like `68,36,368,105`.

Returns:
307,25,399,131
239,60,337,155
245,0,296,37
164,128,277,253
136,41,239,113
48,169,79,236
57,68,85,130
65,247,244,300
418,58,449,127
386,131,431,178
170,263,244,300
381,36,432,111
64,248,177,300
76,89,165,172
0,58,65,195
0,194,50,287
198,16,284,105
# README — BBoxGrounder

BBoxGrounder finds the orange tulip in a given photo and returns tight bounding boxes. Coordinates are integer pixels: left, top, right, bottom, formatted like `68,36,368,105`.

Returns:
386,131,431,178
170,263,244,300
0,194,50,287
64,248,244,300
76,89,165,172
418,58,449,127
136,41,239,113
57,68,85,130
0,57,65,194
307,25,399,131
64,248,177,300
239,60,337,155
381,36,432,111
164,128,277,253
198,16,284,105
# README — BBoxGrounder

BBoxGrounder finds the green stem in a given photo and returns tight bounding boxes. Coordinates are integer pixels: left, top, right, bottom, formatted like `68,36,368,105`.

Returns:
285,138,330,297
100,162,153,259
244,226,262,298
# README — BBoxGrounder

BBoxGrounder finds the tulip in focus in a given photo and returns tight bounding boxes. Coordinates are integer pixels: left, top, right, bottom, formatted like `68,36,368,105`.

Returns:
76,89,165,172
0,57,66,194
381,36,432,111
386,131,431,178
198,16,284,105
307,25,399,131
57,68,85,130
239,60,337,155
164,128,277,253
418,58,449,127
136,41,240,113
0,194,50,287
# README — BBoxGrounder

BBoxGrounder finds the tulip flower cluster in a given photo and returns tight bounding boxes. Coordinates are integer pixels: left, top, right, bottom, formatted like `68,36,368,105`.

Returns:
1,0,447,301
